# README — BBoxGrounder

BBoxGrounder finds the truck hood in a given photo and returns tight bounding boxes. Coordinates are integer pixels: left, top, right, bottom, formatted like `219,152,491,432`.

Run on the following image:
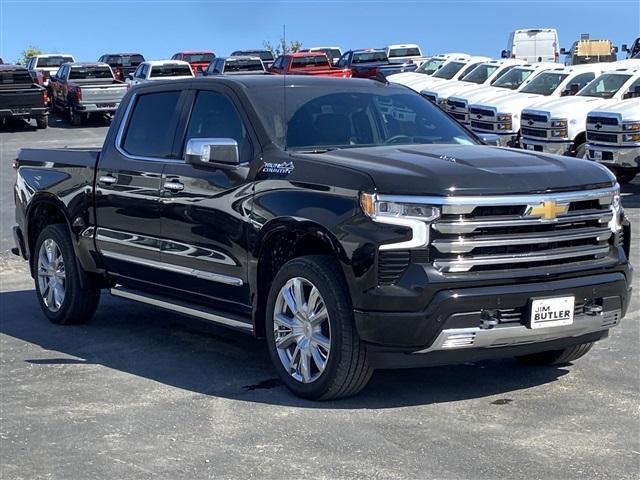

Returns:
422,81,485,98
522,96,615,120
403,76,451,92
387,72,430,84
450,87,520,106
301,144,614,196
586,98,640,121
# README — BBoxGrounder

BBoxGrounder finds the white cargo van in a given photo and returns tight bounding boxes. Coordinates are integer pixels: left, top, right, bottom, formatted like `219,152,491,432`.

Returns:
502,29,560,63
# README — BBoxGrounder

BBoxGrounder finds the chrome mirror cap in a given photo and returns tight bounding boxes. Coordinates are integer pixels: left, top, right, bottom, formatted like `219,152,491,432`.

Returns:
185,138,239,166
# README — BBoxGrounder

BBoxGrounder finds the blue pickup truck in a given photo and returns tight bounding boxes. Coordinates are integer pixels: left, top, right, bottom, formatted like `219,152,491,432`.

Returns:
336,48,417,78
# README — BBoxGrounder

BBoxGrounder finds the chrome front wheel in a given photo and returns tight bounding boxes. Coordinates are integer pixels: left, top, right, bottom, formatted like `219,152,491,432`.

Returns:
273,277,331,384
37,238,66,312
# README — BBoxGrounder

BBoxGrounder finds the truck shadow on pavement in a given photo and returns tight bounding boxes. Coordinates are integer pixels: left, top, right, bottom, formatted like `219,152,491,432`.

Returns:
0,289,571,409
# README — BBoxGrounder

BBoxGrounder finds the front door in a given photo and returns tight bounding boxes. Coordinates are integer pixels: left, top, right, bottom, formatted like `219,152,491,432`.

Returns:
95,87,185,289
158,88,258,316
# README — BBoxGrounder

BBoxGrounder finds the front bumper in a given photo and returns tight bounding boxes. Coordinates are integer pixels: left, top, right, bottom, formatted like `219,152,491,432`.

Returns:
521,138,572,156
587,143,640,170
355,271,630,368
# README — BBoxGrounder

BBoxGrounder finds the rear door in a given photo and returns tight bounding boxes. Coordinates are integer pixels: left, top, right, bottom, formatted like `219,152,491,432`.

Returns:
158,86,258,315
95,86,186,288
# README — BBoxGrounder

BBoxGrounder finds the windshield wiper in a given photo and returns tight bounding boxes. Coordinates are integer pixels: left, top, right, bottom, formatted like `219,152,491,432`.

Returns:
292,147,338,154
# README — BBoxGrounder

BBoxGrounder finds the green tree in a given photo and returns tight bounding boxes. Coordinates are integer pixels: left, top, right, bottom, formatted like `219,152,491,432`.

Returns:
263,38,303,56
17,46,42,65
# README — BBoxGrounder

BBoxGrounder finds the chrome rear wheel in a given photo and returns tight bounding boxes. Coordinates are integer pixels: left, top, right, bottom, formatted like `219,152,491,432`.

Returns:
37,238,66,312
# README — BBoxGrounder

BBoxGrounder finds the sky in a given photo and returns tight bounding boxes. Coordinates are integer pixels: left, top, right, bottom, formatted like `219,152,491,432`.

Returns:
0,0,638,63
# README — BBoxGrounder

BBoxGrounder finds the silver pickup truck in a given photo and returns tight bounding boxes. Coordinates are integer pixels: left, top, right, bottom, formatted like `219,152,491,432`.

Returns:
49,62,127,125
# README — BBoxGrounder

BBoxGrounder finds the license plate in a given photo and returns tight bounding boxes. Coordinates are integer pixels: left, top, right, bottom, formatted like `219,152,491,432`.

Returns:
530,296,574,329
526,144,534,151
593,150,603,161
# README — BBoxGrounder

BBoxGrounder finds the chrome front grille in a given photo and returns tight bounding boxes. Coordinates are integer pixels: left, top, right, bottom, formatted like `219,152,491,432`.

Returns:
446,99,469,124
429,188,615,273
586,114,624,145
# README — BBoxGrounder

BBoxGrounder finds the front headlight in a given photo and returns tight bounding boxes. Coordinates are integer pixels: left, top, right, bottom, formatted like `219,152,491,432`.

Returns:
497,122,513,130
609,190,622,234
622,122,640,131
551,128,568,138
622,133,640,143
360,193,441,250
496,113,512,122
551,118,567,128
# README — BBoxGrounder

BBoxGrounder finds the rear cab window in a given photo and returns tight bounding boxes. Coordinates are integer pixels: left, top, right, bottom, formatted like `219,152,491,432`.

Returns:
149,65,192,78
0,69,34,86
291,56,330,69
69,66,114,80
35,56,74,68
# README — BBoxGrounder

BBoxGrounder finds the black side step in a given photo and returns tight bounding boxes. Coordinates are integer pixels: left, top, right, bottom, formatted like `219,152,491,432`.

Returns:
110,286,254,334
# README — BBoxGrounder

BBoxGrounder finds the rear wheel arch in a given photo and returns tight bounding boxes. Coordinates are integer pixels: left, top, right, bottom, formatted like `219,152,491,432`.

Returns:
26,197,72,268
252,220,348,338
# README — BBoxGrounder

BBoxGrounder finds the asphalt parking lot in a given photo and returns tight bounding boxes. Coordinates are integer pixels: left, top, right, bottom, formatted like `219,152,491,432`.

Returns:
1,114,638,479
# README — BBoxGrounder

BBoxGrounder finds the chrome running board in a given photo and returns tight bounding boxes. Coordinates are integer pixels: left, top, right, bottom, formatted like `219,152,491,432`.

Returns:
110,286,254,334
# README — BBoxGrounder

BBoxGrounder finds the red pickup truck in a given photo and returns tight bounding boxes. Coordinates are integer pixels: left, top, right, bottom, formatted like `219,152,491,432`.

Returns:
171,51,215,76
269,52,351,77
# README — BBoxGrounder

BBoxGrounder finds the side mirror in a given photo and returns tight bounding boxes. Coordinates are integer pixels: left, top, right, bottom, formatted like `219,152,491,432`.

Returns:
480,134,501,146
500,50,508,59
622,44,628,52
128,73,134,80
569,83,580,95
560,47,567,55
185,138,239,166
613,46,619,53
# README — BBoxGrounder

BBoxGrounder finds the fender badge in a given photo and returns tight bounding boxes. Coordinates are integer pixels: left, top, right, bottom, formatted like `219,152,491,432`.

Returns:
263,161,294,174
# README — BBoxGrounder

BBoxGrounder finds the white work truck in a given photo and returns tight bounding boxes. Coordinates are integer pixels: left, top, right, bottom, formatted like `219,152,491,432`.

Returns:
445,62,559,125
399,56,491,93
520,64,640,158
586,98,640,183
385,44,428,66
467,63,608,146
420,59,525,108
386,53,470,84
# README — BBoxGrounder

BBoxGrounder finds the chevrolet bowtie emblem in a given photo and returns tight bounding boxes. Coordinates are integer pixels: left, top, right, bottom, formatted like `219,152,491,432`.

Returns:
527,119,534,126
526,201,569,221
595,123,602,130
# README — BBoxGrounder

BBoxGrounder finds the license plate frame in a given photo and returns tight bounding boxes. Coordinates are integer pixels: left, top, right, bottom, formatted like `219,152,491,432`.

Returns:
529,295,575,329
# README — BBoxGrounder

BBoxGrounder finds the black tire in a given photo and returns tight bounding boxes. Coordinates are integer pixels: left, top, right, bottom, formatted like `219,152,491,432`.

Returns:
69,108,82,126
33,224,101,325
265,255,373,400
516,342,594,366
614,169,637,184
36,116,48,129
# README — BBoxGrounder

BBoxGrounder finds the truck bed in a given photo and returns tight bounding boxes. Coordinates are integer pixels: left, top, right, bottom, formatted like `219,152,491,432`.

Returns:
17,147,101,169
0,84,45,111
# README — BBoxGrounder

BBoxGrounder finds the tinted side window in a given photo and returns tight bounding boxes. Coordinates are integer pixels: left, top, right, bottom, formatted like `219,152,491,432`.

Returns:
123,91,181,158
570,72,595,90
185,90,252,162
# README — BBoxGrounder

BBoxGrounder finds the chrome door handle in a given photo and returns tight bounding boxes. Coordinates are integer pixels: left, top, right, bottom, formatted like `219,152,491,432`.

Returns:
98,175,117,185
164,181,184,192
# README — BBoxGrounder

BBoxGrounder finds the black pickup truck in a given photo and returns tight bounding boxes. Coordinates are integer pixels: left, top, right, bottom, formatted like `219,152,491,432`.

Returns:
13,76,632,400
336,49,417,78
0,65,49,129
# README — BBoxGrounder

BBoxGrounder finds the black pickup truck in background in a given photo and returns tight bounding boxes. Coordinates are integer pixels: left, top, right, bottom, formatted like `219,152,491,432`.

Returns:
12,76,632,399
0,65,49,129
336,48,418,78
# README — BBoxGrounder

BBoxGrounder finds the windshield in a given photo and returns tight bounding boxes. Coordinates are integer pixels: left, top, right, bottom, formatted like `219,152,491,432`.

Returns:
352,51,388,64
432,61,466,79
520,71,569,95
183,53,214,63
461,64,500,84
416,58,445,75
389,47,421,58
35,56,74,68
150,65,192,78
225,60,264,72
291,56,330,68
68,66,113,79
104,54,144,66
578,74,632,99
492,67,534,89
246,84,478,150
